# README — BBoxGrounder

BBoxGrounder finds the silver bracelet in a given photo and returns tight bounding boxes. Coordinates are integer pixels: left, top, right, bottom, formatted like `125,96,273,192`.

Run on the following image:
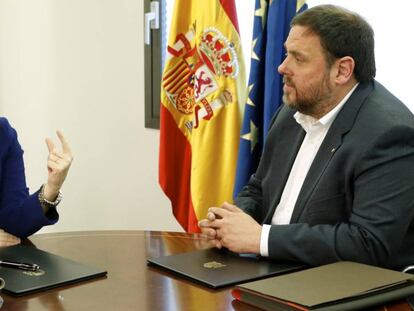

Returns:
38,185,63,208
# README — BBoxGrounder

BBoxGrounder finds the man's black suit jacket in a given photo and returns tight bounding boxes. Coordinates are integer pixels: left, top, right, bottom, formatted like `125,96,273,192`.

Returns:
236,80,414,269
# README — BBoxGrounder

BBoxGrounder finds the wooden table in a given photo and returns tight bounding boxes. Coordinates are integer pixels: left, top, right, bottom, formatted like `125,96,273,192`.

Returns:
0,231,412,311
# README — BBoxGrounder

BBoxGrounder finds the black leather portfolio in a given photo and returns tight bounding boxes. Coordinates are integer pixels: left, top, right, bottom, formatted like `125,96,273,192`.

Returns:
147,248,305,288
0,245,107,296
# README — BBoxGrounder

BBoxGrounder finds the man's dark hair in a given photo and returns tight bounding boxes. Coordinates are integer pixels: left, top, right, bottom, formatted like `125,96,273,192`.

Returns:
291,5,376,83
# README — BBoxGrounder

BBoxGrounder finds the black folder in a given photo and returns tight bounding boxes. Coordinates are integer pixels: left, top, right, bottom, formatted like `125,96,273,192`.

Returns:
147,248,305,288
0,245,107,296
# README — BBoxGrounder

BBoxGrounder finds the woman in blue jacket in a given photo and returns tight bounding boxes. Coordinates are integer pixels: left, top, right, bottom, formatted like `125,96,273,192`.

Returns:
0,118,73,246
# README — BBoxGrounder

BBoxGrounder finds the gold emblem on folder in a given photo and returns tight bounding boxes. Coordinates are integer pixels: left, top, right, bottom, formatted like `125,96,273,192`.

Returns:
203,261,226,269
23,269,46,277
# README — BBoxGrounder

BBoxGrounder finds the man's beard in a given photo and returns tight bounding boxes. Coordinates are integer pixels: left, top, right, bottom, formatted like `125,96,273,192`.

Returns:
282,72,333,117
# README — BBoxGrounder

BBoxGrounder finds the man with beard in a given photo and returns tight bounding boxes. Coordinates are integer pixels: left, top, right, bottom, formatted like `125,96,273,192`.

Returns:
198,5,414,269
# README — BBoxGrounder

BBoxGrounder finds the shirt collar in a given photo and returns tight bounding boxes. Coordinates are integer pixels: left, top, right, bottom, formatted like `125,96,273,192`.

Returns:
294,83,359,131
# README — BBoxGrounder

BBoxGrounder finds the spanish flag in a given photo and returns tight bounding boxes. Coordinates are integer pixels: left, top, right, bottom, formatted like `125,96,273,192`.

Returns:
159,0,246,232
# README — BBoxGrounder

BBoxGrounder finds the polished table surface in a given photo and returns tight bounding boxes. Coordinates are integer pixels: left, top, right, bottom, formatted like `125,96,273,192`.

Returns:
0,231,412,311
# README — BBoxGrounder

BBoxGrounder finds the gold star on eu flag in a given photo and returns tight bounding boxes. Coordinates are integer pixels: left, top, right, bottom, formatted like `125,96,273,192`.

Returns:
251,38,260,61
246,85,255,106
241,120,259,153
255,0,268,29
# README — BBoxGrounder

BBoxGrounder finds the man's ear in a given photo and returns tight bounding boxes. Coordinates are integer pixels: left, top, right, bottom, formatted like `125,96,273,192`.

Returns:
332,56,355,85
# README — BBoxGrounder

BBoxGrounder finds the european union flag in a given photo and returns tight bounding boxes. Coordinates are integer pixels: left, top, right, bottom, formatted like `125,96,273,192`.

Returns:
233,0,307,197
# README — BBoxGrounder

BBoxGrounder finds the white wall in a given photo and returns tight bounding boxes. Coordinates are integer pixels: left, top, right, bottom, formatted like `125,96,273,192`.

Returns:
0,1,412,235
0,0,182,233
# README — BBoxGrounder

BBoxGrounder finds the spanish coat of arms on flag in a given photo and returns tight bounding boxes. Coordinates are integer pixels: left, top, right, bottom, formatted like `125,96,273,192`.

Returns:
159,0,246,232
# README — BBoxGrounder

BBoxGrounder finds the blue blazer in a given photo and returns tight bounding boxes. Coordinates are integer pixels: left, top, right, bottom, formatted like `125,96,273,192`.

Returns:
0,118,58,238
236,80,414,269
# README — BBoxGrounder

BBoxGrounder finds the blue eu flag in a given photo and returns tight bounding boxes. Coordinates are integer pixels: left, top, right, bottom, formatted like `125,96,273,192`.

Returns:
233,0,307,197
